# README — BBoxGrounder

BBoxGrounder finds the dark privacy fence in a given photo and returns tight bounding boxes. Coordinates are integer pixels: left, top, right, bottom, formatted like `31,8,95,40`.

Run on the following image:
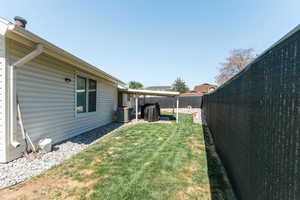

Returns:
202,26,300,200
143,96,202,108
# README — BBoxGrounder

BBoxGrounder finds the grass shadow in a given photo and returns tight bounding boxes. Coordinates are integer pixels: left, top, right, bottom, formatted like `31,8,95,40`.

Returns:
160,113,176,121
202,125,236,200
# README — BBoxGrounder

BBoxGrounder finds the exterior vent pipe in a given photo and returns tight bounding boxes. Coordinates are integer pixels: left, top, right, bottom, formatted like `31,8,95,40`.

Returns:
13,16,27,28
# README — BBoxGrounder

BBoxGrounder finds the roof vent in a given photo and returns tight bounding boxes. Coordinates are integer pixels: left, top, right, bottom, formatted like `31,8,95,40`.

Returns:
14,16,27,28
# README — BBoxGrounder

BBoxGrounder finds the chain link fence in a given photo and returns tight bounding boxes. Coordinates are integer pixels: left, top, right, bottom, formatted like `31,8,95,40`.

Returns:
202,26,300,200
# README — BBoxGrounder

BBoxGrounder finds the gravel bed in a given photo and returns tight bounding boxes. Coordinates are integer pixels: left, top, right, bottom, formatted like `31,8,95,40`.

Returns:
0,122,124,189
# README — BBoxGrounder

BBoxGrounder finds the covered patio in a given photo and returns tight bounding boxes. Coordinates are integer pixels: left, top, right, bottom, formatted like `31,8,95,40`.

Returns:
118,88,180,123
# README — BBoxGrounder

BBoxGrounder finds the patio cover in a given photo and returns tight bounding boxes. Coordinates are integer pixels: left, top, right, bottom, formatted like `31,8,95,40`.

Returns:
118,88,180,123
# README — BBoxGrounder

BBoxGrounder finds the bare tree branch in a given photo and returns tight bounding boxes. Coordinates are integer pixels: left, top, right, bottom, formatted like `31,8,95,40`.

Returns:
215,48,256,85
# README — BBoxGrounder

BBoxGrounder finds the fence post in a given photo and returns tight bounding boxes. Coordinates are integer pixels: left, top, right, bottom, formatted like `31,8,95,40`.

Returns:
176,96,179,123
135,95,138,122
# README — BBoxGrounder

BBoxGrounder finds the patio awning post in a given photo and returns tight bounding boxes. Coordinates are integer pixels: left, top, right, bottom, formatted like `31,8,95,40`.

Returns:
176,96,179,123
135,95,138,122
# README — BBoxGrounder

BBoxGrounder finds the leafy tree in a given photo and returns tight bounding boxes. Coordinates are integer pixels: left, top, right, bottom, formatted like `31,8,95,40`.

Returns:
128,81,143,89
215,48,256,85
172,78,189,93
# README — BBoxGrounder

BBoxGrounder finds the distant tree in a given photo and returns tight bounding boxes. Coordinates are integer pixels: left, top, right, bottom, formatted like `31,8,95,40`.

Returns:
128,81,143,89
172,78,189,93
215,48,256,85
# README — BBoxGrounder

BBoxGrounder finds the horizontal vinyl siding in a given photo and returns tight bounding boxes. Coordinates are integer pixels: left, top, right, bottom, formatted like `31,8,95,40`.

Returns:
99,80,116,120
8,39,118,151
0,36,6,162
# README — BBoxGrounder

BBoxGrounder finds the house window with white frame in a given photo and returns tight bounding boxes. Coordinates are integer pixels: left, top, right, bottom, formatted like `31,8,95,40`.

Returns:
76,76,97,113
88,79,97,112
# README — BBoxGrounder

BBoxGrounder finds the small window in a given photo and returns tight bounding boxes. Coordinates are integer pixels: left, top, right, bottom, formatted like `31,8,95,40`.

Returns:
76,76,97,113
88,79,97,112
76,76,86,113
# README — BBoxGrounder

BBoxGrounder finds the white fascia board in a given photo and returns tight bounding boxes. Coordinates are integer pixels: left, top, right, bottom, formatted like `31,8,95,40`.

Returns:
117,84,128,90
0,18,10,36
120,88,180,97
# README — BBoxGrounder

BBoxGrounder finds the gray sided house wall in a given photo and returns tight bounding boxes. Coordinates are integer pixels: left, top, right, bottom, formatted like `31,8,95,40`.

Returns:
6,38,118,161
202,29,300,200
0,34,6,162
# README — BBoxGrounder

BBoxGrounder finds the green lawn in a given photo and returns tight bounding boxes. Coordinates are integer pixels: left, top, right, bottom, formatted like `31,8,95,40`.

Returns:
0,114,212,200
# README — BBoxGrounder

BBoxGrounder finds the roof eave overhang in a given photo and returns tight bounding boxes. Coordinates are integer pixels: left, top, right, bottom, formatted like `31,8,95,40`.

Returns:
119,88,180,97
5,24,125,85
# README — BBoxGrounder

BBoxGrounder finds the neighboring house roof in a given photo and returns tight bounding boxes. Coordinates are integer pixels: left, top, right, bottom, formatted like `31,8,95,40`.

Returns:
145,86,173,91
193,83,218,94
0,17,125,86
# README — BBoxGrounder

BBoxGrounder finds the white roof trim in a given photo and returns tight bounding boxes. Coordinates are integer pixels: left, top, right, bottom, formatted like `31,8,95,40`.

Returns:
119,88,179,97
0,17,10,25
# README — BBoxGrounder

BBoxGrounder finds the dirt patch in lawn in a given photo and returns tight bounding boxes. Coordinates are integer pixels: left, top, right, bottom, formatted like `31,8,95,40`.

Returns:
114,136,122,140
132,138,145,145
181,165,197,180
176,186,209,200
80,169,94,176
92,157,102,166
0,173,95,200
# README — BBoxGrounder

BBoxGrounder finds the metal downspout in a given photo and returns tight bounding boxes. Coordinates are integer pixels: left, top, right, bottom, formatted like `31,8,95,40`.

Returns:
9,44,43,148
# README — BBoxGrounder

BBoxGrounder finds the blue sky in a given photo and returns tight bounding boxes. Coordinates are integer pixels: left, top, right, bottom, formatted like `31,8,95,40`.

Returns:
0,0,299,88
